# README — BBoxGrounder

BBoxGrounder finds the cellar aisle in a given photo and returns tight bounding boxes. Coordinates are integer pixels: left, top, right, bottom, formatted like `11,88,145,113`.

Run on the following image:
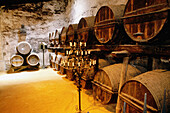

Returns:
0,68,115,113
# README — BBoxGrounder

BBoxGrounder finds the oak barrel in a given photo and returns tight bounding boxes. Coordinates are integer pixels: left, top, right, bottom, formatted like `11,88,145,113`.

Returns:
60,56,68,75
123,0,170,43
54,54,63,71
67,24,78,44
92,63,142,104
120,70,170,113
80,59,112,89
77,16,97,46
50,53,56,68
94,5,125,44
26,53,40,66
16,41,32,55
60,27,68,45
10,54,24,67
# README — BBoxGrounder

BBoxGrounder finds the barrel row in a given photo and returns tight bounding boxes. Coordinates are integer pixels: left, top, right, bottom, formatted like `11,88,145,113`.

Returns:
49,0,169,48
49,0,170,112
10,41,40,67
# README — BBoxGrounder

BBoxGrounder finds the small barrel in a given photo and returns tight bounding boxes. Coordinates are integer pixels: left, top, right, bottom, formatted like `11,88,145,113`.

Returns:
67,24,78,44
10,54,24,67
120,70,170,113
77,16,97,45
60,56,68,75
26,53,40,66
50,53,56,68
54,54,63,71
16,41,32,55
94,5,125,44
92,63,142,104
60,27,68,45
123,0,169,43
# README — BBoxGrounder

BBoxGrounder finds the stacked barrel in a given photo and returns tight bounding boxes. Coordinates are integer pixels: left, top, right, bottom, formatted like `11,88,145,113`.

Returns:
10,41,40,70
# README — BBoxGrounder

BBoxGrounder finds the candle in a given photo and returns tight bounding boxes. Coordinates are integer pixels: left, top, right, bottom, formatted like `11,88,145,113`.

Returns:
78,62,80,67
81,51,83,55
85,51,87,55
74,42,76,47
72,62,74,67
77,51,79,55
68,62,69,66
84,42,86,47
93,60,95,65
69,51,71,55
89,61,91,66
70,42,72,47
66,50,68,55
88,51,91,54
80,42,82,46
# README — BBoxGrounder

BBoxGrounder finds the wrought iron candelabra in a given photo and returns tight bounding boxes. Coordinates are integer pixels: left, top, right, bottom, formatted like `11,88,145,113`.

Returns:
61,41,96,113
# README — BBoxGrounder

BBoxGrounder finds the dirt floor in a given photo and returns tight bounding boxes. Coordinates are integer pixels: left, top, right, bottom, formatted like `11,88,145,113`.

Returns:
0,68,116,113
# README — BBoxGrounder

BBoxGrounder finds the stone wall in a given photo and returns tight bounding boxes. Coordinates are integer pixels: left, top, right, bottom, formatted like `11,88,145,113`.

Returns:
0,0,68,70
0,0,128,71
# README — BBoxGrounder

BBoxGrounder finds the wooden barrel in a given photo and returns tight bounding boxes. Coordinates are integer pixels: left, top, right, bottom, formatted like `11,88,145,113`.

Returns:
120,70,170,113
60,56,68,75
77,16,97,46
10,54,24,67
60,27,68,45
16,41,32,55
67,24,78,44
26,53,40,66
94,5,125,44
54,29,60,47
92,63,142,104
50,53,56,68
54,54,62,71
123,0,169,43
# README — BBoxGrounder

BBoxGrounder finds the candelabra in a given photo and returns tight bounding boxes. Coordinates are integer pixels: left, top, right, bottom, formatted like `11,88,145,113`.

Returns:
61,41,96,113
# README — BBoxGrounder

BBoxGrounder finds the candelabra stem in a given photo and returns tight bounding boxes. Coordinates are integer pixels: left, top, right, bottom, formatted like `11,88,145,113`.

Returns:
77,72,82,113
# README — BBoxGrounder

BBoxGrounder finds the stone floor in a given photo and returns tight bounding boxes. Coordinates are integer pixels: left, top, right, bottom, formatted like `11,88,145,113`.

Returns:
0,68,116,113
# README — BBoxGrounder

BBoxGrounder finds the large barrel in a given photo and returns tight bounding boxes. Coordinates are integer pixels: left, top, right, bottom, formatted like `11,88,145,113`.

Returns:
10,54,24,67
92,63,142,104
80,59,112,89
123,0,170,43
120,70,170,113
26,53,40,66
16,41,32,55
54,29,60,47
54,54,63,71
77,16,97,46
94,5,125,44
60,27,68,45
67,24,78,44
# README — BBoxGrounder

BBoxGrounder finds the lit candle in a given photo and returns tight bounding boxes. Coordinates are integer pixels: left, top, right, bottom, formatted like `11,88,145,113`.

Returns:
89,61,91,66
69,51,71,55
80,42,82,46
81,51,83,55
70,42,72,47
93,60,95,65
66,50,68,55
84,42,86,47
85,51,87,55
68,62,69,66
77,51,79,55
88,51,91,54
72,62,74,67
78,62,80,67
74,42,76,47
